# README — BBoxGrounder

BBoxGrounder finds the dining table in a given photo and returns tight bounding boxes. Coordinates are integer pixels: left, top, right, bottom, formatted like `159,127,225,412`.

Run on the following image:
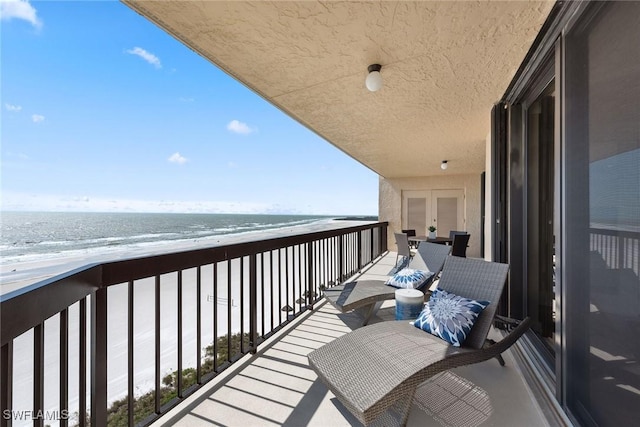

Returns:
408,236,453,246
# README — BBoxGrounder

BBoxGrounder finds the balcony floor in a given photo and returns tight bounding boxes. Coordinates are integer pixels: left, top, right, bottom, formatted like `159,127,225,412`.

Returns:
155,253,550,427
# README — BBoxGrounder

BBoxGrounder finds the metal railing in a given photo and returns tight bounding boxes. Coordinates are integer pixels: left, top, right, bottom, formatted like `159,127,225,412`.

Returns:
1,222,387,426
590,227,639,276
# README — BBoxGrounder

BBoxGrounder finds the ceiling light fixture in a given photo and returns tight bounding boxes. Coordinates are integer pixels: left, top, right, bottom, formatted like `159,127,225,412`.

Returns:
441,160,448,170
365,64,382,92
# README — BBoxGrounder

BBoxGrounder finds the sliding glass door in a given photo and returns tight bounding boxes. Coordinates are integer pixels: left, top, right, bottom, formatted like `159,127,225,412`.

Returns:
526,81,556,360
506,58,558,376
564,2,640,425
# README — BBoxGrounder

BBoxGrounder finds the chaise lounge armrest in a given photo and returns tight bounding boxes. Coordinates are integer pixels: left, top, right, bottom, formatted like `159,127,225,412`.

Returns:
477,316,531,362
494,314,522,330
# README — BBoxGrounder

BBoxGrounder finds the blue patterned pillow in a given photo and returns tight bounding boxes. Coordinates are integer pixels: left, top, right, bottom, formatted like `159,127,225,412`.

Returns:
385,268,433,289
413,288,490,347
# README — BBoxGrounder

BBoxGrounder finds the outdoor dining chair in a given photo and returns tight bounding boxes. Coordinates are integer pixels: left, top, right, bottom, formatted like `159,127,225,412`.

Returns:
394,232,415,268
451,233,471,257
402,229,418,248
449,230,468,239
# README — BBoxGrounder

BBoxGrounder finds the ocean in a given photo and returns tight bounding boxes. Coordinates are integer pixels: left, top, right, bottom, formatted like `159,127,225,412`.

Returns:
0,211,358,296
0,211,334,266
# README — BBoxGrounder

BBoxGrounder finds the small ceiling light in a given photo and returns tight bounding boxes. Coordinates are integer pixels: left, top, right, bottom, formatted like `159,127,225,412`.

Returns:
441,160,448,170
365,64,382,92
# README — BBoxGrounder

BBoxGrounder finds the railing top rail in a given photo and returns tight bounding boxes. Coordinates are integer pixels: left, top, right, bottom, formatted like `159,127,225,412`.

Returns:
1,221,387,346
589,227,640,239
101,221,387,285
1,264,101,346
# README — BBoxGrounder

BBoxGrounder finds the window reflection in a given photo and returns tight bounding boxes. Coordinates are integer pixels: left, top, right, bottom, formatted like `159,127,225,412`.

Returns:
565,2,640,425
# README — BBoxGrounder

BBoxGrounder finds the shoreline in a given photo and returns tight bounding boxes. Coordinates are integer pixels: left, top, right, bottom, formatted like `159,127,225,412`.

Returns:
3,218,376,423
0,218,374,295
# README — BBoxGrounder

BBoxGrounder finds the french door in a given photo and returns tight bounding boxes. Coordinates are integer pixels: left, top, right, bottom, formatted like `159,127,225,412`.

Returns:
403,190,464,237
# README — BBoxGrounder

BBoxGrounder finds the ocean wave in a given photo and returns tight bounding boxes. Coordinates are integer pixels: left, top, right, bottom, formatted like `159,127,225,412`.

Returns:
188,218,322,236
13,232,184,250
0,216,337,267
35,240,74,246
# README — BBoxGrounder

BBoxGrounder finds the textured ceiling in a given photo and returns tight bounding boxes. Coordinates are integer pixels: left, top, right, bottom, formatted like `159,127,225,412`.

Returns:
124,1,554,178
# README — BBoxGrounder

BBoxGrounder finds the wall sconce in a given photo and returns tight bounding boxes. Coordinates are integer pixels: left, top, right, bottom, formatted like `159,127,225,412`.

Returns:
441,160,448,170
365,64,382,92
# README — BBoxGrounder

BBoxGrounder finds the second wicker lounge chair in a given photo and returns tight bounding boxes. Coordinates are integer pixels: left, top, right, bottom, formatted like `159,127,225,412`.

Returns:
308,256,531,426
323,242,451,326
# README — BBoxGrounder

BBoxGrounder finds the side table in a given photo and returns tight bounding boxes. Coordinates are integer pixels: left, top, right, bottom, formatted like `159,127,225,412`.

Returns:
395,288,424,320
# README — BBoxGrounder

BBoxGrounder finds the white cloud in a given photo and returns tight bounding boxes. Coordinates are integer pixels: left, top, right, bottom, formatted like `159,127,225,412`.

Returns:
31,114,44,123
227,161,238,168
0,0,42,29
126,47,162,69
1,190,377,216
226,120,254,135
0,191,275,215
168,152,187,165
179,97,194,103
5,103,22,112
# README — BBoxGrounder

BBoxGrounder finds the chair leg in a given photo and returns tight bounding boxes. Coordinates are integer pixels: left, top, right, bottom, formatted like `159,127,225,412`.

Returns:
486,338,506,366
358,301,384,326
398,386,417,427
362,301,382,326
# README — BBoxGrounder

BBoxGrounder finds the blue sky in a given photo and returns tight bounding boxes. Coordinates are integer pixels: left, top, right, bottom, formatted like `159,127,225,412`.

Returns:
0,0,378,216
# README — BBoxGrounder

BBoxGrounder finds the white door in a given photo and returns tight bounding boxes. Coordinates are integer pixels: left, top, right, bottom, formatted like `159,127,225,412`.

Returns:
403,189,464,237
403,191,430,236
431,190,465,237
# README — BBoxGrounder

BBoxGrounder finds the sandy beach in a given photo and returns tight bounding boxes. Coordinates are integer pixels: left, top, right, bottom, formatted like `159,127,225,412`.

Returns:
2,219,375,425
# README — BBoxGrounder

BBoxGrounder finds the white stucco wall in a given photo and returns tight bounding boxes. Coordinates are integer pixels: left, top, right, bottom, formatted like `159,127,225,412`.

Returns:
379,173,483,258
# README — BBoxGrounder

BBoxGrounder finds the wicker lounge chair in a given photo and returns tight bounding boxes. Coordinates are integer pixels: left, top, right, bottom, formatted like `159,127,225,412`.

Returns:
308,256,531,426
323,242,451,326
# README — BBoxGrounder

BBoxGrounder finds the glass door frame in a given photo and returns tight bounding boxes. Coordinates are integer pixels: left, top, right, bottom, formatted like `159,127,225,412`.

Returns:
496,1,614,420
505,48,563,397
